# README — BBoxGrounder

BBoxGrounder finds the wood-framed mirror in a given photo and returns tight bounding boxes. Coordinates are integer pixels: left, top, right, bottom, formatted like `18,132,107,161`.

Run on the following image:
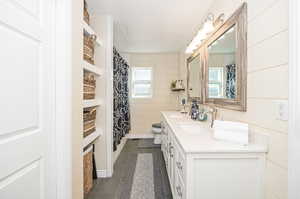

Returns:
203,3,247,111
187,51,203,103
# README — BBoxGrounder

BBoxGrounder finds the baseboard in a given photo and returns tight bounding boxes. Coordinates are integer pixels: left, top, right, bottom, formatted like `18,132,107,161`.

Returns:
113,138,127,164
126,133,154,139
97,170,108,178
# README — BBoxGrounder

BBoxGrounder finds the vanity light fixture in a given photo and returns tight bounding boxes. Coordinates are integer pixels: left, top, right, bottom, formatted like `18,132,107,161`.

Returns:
202,13,215,34
185,13,225,54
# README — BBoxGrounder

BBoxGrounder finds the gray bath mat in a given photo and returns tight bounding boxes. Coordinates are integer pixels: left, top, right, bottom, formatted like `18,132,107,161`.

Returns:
130,153,155,199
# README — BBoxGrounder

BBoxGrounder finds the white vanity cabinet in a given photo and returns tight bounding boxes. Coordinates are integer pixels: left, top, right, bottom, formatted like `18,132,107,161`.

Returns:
161,112,267,199
162,120,186,199
161,122,177,194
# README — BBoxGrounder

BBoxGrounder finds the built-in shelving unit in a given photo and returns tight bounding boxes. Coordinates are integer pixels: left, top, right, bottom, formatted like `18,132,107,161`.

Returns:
83,60,102,76
83,144,93,156
82,2,110,194
83,129,103,149
82,1,114,192
82,4,106,145
83,21,103,46
83,99,101,108
82,18,103,148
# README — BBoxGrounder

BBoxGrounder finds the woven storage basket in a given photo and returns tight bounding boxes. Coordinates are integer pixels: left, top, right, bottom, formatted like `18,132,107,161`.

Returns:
84,72,96,86
84,93,95,100
83,33,96,65
84,126,96,138
83,107,96,137
83,120,96,137
84,120,95,129
83,149,93,195
83,107,96,121
83,72,96,100
84,84,95,93
83,0,90,25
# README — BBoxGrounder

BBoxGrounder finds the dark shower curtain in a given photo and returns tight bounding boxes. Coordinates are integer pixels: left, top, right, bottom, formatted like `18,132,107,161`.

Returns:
225,64,236,99
113,47,130,151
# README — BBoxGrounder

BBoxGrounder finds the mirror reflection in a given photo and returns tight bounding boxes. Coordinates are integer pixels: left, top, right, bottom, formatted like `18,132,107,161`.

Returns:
188,55,201,99
208,25,236,99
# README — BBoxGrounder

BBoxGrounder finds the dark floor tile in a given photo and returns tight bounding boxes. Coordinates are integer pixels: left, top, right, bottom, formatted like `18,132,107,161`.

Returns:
86,139,172,199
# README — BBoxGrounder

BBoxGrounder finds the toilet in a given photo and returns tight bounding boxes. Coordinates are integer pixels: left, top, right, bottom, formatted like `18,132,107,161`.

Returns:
152,123,162,144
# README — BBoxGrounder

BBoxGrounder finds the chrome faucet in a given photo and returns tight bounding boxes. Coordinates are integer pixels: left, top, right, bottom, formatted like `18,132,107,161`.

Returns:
207,106,218,128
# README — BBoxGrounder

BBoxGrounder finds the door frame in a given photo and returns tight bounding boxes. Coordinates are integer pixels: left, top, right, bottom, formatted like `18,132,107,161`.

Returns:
50,0,74,198
289,0,300,198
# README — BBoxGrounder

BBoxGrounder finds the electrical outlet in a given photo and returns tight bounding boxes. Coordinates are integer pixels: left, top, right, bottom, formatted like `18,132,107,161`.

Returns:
275,100,288,121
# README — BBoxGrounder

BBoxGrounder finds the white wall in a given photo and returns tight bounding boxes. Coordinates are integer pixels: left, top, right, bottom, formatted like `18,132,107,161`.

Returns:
123,53,180,135
71,0,83,198
91,15,114,177
179,1,288,199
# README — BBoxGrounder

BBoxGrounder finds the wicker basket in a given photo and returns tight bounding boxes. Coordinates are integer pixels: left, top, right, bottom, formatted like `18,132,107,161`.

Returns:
84,33,96,65
83,148,93,195
83,120,96,137
83,93,95,100
83,108,96,138
84,85,95,93
83,72,96,100
83,0,90,25
84,126,96,137
83,107,96,121
84,72,96,85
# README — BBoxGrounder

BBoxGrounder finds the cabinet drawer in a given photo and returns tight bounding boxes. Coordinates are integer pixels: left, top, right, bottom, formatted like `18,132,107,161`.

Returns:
175,170,185,199
175,142,185,181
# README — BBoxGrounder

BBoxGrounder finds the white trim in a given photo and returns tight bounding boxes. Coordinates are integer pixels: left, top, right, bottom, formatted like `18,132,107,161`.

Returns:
289,0,300,198
83,130,102,149
83,145,93,156
83,21,103,46
105,15,114,178
83,99,101,108
83,60,102,76
53,0,73,199
126,133,154,139
131,67,153,98
97,170,107,178
44,0,57,198
113,138,127,164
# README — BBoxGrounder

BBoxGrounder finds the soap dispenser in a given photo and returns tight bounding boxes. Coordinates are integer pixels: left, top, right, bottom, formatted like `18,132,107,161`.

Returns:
190,100,199,120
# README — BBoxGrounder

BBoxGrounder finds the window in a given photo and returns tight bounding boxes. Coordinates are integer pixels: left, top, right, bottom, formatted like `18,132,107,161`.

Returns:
131,67,152,98
208,67,224,98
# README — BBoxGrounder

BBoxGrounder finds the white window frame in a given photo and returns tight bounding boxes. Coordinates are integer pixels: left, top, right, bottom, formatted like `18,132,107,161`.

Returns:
208,67,224,98
131,67,153,98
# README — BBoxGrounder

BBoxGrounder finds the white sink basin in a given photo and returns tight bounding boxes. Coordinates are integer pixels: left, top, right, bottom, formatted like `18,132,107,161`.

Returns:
169,114,184,119
179,123,205,135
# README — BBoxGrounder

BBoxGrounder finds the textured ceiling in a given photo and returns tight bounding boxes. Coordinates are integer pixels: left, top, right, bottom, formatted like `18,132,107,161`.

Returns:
89,0,214,53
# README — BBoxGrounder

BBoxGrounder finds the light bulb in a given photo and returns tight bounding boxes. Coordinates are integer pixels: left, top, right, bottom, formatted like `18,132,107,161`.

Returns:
195,31,206,43
185,47,193,54
203,21,214,34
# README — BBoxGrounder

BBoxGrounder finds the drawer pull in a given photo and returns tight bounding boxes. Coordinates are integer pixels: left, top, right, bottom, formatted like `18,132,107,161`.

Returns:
176,161,183,170
176,186,183,197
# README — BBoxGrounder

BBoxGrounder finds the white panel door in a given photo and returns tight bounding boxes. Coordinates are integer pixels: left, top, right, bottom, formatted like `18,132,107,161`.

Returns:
0,0,54,199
